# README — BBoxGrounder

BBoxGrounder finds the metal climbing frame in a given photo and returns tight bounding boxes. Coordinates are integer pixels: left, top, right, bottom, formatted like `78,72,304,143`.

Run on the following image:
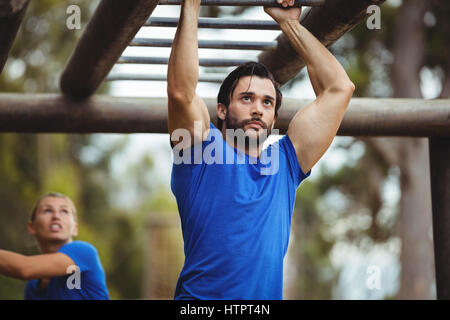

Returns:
106,73,227,83
109,20,279,82
129,38,277,50
158,0,324,6
108,1,320,84
145,17,280,29
117,56,251,67
58,0,328,99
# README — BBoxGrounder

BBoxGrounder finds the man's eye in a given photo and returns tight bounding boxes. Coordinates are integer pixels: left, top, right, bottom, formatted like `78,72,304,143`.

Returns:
242,96,251,102
264,100,273,106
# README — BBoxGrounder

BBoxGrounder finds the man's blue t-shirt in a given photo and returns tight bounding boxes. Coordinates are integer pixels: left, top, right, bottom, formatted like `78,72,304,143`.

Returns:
24,241,110,300
171,123,310,299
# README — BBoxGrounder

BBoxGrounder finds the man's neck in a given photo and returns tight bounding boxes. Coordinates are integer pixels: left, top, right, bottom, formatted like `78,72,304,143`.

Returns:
221,127,265,158
222,134,263,158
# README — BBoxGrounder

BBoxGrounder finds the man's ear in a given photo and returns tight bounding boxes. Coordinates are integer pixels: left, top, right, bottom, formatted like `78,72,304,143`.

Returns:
217,103,227,121
27,221,36,236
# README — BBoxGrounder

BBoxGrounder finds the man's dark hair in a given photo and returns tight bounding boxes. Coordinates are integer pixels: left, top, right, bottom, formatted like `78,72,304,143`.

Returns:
217,61,282,130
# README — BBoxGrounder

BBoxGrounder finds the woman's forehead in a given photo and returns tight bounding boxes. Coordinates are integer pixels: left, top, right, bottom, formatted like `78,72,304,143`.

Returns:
39,197,71,208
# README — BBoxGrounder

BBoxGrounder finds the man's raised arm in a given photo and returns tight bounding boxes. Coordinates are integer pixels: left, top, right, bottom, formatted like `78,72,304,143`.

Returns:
265,4,355,174
167,0,210,146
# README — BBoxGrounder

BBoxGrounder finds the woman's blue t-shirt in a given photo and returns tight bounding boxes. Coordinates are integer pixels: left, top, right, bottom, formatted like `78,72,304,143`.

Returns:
24,241,109,300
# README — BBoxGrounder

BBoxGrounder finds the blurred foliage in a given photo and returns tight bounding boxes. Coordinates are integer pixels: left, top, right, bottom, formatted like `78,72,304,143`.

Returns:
291,180,338,299
289,0,450,299
0,0,168,300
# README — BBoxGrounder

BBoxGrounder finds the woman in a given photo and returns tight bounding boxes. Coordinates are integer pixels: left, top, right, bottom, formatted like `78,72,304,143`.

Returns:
0,192,109,299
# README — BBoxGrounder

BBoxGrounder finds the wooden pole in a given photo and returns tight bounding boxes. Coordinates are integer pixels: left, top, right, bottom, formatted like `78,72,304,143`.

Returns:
258,0,387,85
0,94,449,136
0,0,30,75
59,0,159,99
429,138,450,299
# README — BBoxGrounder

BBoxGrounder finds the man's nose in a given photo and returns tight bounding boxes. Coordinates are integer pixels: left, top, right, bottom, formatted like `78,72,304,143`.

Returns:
250,100,264,116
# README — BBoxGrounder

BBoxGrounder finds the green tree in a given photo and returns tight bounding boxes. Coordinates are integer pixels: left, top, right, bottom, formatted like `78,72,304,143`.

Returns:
290,0,450,299
0,0,159,299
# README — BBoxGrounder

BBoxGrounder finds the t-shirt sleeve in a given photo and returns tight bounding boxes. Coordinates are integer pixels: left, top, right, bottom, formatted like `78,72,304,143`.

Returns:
278,133,311,186
58,241,99,273
171,122,220,205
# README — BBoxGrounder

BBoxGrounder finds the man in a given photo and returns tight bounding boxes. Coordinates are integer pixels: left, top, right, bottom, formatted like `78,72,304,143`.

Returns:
167,0,355,299
0,193,109,300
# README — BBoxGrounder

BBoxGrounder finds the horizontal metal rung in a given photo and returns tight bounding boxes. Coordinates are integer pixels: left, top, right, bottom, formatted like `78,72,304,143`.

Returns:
130,38,277,50
118,56,251,67
158,0,324,6
106,73,227,83
145,17,280,30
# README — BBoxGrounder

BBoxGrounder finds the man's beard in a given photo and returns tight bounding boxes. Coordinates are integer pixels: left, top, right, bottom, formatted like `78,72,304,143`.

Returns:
224,112,273,150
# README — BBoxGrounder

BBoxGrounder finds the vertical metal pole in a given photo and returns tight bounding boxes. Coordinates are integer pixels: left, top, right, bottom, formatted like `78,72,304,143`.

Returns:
429,137,450,299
